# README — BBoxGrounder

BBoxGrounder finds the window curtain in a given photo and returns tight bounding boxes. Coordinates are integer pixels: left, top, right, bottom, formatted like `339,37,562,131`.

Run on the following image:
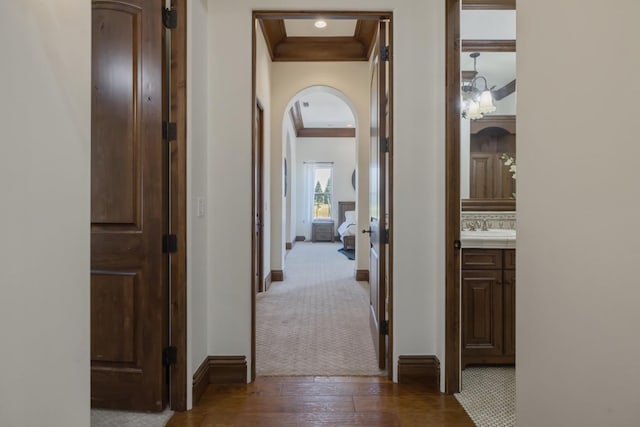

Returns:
302,163,314,240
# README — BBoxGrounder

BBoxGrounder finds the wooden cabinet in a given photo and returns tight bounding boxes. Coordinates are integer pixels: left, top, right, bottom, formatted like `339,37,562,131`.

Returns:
469,115,516,200
312,220,335,242
462,248,515,368
470,153,515,199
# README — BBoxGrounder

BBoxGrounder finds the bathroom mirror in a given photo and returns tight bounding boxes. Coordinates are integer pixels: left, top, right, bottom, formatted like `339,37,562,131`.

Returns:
460,10,516,211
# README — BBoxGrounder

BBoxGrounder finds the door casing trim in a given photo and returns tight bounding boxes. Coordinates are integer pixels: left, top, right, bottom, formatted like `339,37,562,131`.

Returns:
251,10,394,381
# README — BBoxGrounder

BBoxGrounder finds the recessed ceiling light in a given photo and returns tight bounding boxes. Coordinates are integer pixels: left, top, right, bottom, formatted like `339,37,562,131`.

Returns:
347,124,354,127
314,20,327,29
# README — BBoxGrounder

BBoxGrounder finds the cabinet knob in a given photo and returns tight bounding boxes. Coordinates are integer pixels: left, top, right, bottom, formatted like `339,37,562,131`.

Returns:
362,227,372,234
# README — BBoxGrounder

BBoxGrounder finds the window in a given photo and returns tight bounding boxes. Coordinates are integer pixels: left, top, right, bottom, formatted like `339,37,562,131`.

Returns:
312,165,333,219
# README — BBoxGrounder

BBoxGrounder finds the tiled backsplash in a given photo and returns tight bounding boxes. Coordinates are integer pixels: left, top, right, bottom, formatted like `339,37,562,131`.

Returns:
461,211,516,231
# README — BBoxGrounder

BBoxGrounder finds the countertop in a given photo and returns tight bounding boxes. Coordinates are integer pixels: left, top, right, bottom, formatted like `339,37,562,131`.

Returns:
460,229,516,249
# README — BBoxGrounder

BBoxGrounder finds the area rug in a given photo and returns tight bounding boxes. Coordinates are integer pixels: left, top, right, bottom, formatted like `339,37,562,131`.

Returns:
256,242,383,376
91,408,173,427
455,366,515,427
337,247,355,260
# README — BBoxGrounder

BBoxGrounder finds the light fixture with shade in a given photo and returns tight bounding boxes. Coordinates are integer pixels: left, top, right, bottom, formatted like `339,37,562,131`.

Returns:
461,52,497,120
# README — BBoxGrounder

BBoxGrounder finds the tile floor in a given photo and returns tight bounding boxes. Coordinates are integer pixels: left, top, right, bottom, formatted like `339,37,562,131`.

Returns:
455,366,515,427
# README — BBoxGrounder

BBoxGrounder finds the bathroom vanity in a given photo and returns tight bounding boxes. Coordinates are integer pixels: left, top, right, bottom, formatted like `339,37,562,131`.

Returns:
461,231,516,368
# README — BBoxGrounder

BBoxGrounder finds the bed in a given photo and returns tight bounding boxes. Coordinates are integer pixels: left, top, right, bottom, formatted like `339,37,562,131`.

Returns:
337,201,356,251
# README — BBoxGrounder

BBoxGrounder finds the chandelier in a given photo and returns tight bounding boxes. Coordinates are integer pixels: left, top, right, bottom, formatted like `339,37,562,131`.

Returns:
461,52,497,120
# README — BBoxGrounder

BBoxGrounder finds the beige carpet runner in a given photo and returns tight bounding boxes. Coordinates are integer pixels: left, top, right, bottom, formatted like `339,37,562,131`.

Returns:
256,242,384,376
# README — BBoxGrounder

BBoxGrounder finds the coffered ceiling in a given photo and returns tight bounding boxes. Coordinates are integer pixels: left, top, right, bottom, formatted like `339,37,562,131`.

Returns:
258,17,378,62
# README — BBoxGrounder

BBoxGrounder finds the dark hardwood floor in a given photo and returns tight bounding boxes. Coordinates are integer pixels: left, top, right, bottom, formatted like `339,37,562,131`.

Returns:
167,376,474,426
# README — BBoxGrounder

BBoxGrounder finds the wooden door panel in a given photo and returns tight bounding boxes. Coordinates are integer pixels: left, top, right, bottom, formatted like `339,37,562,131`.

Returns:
90,273,137,363
470,153,493,198
91,0,166,411
91,2,141,226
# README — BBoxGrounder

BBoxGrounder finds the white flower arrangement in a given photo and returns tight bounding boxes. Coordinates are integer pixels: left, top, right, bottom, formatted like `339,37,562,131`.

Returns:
500,153,516,198
500,153,516,179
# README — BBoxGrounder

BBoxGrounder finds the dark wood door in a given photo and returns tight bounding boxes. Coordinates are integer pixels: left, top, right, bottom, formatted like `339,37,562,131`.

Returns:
368,22,389,370
254,102,264,293
461,270,504,367
91,0,167,411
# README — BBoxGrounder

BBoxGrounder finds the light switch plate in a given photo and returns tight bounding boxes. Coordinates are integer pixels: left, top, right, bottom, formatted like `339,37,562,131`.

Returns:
196,197,206,217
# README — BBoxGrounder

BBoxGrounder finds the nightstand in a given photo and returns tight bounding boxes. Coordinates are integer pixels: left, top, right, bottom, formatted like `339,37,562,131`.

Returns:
312,220,335,242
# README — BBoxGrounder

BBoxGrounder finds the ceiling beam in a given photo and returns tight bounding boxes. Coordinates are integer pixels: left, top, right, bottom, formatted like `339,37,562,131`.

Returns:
289,102,304,137
354,20,378,60
298,128,356,138
461,40,516,52
259,19,286,60
254,11,390,20
274,37,368,61
462,0,516,10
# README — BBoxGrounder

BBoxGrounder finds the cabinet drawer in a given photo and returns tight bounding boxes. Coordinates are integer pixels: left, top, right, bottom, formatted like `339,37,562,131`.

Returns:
462,249,502,270
504,250,516,270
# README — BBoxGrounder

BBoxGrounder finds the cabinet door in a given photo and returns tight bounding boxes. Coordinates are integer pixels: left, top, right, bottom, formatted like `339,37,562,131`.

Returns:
470,153,495,198
462,270,504,363
503,269,516,358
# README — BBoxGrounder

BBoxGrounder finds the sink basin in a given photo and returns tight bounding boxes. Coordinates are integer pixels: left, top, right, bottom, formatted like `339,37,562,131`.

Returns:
461,229,516,248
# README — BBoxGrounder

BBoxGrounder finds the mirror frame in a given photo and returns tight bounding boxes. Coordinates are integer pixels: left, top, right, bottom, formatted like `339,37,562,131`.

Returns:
460,40,516,212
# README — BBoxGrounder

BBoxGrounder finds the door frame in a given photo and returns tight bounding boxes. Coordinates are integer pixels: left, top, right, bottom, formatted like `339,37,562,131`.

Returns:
251,10,394,381
168,0,187,411
444,0,516,394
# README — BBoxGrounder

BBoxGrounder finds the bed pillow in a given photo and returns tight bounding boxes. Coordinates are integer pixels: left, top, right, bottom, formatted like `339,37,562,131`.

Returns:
344,210,356,224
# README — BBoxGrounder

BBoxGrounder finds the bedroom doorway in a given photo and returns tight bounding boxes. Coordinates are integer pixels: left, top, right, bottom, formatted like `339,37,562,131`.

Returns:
251,11,394,380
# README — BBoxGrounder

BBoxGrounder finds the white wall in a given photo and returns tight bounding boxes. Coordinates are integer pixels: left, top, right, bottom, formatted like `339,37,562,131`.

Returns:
208,0,445,383
283,117,298,246
517,1,640,425
295,137,357,238
187,0,210,409
0,2,90,425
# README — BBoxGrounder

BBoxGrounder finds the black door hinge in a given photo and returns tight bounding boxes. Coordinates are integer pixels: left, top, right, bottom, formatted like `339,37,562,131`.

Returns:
162,346,177,366
380,320,389,335
382,229,390,245
163,121,177,142
381,137,390,153
454,239,462,250
163,234,177,254
162,8,178,29
382,46,390,62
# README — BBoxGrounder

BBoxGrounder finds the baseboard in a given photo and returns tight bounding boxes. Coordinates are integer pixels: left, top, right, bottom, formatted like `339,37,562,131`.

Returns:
397,355,440,391
271,270,284,281
264,271,272,291
356,269,369,281
192,357,210,405
192,356,247,405
295,235,305,242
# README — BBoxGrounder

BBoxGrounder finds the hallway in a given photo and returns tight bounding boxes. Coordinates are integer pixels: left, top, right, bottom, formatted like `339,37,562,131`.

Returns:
256,242,381,376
